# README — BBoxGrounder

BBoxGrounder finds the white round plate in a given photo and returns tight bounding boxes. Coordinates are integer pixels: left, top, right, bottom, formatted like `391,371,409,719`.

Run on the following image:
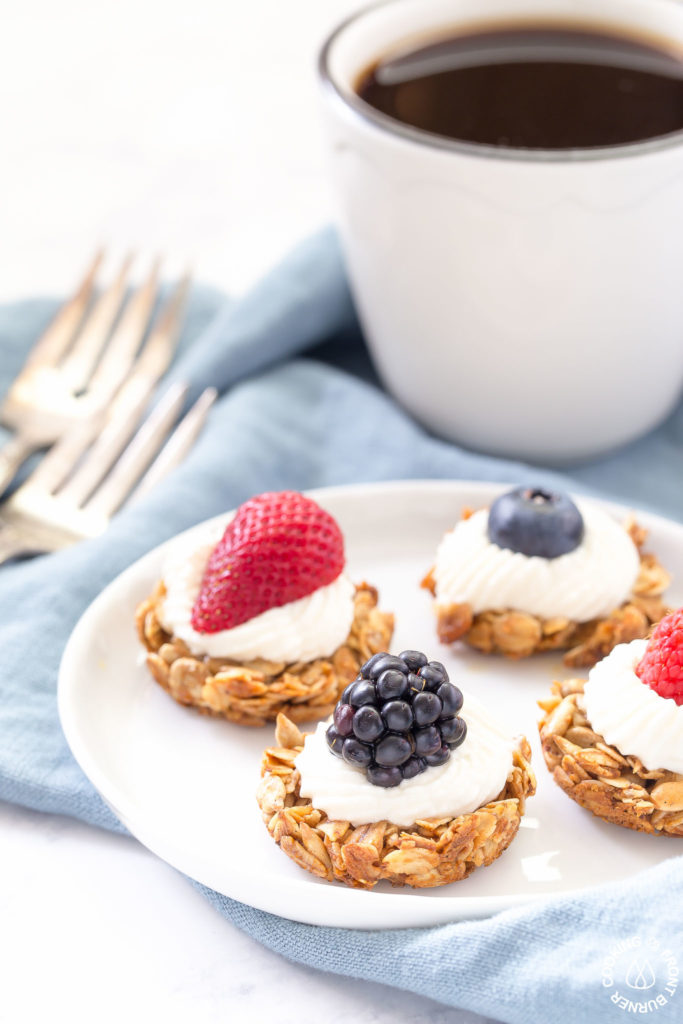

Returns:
58,481,683,929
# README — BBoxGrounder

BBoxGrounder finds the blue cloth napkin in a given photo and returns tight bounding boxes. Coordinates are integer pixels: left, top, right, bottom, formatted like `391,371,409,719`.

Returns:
2,228,683,1024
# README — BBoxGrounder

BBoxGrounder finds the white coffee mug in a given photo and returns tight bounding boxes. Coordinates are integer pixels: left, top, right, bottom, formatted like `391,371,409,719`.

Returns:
319,0,683,462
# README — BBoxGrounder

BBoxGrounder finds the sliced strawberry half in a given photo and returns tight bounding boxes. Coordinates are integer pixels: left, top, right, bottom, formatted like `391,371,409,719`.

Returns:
191,491,345,633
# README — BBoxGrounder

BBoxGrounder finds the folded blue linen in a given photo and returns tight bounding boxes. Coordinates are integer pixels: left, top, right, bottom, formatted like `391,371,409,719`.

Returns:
1,228,682,1024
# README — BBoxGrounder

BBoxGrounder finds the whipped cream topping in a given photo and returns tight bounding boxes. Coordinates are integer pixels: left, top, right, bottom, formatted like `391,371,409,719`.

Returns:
158,523,356,663
295,697,515,827
433,503,640,622
584,639,683,774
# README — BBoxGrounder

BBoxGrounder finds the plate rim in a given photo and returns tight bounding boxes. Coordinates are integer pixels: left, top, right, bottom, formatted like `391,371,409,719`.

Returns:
57,478,681,929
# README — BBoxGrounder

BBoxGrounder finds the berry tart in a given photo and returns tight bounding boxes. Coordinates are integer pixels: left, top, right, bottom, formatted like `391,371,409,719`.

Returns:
422,486,670,667
257,651,535,889
136,491,394,726
539,609,683,836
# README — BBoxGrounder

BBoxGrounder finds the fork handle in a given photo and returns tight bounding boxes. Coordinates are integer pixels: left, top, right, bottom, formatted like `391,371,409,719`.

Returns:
0,434,39,497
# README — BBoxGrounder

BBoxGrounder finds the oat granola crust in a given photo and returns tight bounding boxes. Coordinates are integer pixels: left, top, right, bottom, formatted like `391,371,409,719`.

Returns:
135,582,394,727
257,714,536,889
538,678,683,836
422,515,671,668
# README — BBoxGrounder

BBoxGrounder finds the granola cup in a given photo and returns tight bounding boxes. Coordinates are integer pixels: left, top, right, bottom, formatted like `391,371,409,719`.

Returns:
257,713,536,889
423,516,671,668
136,582,394,727
538,678,683,836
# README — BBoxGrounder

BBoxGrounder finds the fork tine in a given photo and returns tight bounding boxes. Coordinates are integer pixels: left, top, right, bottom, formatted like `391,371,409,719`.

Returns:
84,383,189,519
54,374,151,508
85,259,160,402
131,271,191,382
126,386,216,505
58,253,134,392
24,250,104,370
18,414,104,496
56,271,190,503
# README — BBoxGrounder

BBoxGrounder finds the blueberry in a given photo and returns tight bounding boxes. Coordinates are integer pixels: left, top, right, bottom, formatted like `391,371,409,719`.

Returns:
352,705,384,743
326,725,344,758
367,654,409,679
401,756,427,780
441,716,467,749
424,745,450,767
333,703,355,737
367,764,403,788
342,737,373,767
412,691,443,726
418,664,447,690
488,486,584,559
414,725,442,756
359,653,385,678
348,680,377,708
381,700,413,731
437,682,464,717
399,650,428,671
376,669,408,701
375,734,413,767
407,672,428,697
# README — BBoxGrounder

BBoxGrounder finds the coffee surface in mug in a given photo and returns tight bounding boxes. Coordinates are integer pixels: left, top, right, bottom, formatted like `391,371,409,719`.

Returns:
356,25,683,149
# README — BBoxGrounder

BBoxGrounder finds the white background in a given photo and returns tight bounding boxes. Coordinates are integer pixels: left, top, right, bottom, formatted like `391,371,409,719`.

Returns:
0,0,362,302
0,2,496,1022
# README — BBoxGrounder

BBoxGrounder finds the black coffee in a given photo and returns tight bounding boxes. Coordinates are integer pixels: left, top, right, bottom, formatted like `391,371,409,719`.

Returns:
355,25,683,149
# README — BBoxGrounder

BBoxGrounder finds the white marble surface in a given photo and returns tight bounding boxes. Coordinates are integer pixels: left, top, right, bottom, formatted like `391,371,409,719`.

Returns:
1,801,497,1024
0,1,497,1021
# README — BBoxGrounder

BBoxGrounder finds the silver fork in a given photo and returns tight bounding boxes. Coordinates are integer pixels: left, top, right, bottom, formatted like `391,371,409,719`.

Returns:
0,252,189,494
0,383,216,564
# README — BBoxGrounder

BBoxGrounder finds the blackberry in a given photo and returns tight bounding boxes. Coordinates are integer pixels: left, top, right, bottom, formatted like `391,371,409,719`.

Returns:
407,672,428,696
376,669,409,701
326,725,344,758
414,725,441,756
368,764,402,788
399,650,428,671
439,715,467,747
352,705,384,742
438,682,463,717
412,691,442,725
425,745,450,767
342,737,373,767
401,755,427,779
375,733,413,767
340,681,357,704
347,679,377,708
327,650,466,787
333,703,355,737
381,700,413,731
418,663,447,689
367,654,409,679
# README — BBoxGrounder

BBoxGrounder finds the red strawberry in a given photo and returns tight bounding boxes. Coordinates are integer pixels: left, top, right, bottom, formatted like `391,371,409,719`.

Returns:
191,491,345,633
636,608,683,706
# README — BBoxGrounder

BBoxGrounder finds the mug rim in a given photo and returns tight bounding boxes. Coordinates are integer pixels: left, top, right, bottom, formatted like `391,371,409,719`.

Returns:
318,0,683,164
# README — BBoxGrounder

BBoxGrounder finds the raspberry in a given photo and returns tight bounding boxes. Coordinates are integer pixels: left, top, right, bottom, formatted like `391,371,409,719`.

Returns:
636,609,683,706
191,491,345,633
